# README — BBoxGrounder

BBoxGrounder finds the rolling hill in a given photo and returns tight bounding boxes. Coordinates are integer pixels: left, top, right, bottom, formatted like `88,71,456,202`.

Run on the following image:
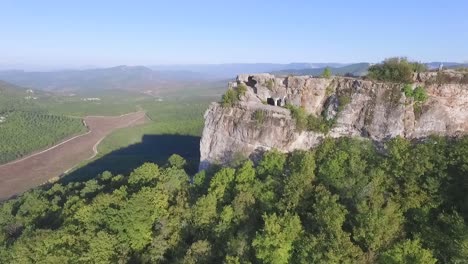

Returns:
0,81,51,113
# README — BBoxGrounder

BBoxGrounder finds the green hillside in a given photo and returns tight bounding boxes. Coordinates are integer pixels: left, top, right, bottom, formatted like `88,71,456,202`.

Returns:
0,81,45,113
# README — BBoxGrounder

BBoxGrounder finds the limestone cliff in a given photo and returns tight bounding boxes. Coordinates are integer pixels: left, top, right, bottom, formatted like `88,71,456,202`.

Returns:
199,71,468,170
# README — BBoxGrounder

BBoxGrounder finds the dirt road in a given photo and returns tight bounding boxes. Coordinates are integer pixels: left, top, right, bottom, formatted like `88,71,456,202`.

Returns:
0,111,147,200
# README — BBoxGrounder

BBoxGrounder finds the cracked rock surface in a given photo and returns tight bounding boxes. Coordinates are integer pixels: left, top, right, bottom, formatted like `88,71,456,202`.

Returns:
199,71,468,170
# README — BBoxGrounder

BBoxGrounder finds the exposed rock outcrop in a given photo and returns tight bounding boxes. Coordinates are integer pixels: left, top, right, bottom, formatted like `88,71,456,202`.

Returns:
199,71,468,170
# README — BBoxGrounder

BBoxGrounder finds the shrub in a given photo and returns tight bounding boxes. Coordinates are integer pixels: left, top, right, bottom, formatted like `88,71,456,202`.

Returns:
286,104,308,132
237,83,247,99
266,79,275,90
287,104,334,133
307,114,333,133
338,95,351,112
325,85,334,96
253,110,266,126
403,84,414,97
221,89,238,107
413,103,423,118
410,62,428,73
368,57,425,83
412,86,428,102
402,85,427,118
321,67,332,79
221,84,248,107
403,85,427,103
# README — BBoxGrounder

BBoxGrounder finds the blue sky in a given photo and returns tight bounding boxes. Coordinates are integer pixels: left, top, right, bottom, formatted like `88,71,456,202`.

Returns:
1,0,467,68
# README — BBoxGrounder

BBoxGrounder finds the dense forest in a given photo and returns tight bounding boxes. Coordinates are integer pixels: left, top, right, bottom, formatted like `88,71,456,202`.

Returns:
1,136,467,263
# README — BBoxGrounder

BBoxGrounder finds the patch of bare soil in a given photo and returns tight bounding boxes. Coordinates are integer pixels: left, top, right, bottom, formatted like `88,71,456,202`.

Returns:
0,111,147,200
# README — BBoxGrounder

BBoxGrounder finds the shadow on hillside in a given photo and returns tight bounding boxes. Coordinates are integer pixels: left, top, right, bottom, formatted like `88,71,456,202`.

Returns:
60,134,200,183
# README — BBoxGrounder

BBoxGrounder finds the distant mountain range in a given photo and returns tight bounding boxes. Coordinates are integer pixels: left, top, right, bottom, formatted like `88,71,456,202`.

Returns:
271,63,371,77
0,66,211,92
0,64,349,92
0,62,466,92
425,62,468,69
149,63,348,79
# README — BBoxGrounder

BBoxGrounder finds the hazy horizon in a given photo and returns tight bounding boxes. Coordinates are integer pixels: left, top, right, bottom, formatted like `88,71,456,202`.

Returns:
1,61,467,72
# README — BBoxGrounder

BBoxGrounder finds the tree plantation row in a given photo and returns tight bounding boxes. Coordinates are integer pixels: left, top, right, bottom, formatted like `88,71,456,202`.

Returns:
0,111,84,164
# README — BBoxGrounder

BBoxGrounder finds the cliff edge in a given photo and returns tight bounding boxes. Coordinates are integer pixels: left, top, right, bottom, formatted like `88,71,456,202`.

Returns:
199,71,468,170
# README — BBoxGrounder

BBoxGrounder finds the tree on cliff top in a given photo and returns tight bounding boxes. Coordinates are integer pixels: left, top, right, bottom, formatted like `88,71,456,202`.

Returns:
368,57,427,83
321,67,332,79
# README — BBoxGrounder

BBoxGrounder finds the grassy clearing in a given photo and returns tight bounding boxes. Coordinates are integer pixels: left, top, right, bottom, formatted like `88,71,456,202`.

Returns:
89,97,214,175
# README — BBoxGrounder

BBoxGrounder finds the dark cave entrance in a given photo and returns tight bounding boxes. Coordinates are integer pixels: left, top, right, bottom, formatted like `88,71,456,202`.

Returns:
267,98,275,106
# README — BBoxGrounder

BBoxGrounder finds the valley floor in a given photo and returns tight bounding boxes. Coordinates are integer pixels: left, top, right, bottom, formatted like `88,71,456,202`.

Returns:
0,111,147,200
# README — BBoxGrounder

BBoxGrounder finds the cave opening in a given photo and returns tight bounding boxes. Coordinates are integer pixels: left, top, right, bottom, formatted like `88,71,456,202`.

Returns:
266,98,275,106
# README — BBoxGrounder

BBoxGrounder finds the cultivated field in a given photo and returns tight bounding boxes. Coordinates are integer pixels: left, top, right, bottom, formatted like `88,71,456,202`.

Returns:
0,112,85,164
0,111,147,200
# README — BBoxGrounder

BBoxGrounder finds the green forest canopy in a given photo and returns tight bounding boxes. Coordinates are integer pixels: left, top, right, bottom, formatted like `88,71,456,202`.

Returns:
1,136,468,263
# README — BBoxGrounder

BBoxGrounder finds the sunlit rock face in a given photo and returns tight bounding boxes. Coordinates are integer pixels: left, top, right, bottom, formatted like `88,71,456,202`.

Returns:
199,71,468,170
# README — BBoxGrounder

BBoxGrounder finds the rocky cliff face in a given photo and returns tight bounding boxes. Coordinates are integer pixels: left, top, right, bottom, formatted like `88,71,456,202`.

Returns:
199,71,468,170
